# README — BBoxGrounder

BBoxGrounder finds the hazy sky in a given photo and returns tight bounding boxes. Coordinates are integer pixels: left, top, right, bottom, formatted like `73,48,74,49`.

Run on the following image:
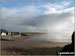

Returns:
0,0,74,42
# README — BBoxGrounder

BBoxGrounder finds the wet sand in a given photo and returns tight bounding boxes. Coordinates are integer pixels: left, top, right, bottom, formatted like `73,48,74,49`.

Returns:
1,34,70,49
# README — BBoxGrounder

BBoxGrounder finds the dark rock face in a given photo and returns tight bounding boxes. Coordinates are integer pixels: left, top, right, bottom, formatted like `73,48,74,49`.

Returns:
61,32,74,52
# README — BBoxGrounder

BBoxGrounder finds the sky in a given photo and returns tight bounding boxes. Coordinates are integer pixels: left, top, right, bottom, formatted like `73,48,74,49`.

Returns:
0,0,74,42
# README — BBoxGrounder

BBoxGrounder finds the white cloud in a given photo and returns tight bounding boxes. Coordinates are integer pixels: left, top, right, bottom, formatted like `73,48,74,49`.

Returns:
0,6,40,26
44,7,56,14
39,1,73,14
62,1,71,6
44,7,74,14
0,7,74,32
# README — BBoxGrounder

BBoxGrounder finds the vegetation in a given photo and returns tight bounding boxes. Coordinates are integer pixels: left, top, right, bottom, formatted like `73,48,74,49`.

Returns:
2,47,62,55
0,39,9,41
21,32,44,36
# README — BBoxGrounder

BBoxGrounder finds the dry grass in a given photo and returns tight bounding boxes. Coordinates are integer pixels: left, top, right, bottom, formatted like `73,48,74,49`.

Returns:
1,41,68,55
1,47,62,55
33,42,70,48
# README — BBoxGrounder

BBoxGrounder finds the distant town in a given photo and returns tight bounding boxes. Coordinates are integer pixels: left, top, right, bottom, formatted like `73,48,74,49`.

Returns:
0,29,44,40
0,29,21,36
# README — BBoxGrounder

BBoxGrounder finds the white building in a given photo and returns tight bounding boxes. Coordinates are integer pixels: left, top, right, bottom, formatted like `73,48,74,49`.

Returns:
8,32,12,36
1,32,6,36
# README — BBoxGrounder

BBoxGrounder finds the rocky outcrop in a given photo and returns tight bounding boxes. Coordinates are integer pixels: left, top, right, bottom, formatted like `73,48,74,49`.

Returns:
61,32,74,52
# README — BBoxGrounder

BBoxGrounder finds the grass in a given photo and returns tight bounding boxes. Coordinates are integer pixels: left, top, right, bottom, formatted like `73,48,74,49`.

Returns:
1,47,63,55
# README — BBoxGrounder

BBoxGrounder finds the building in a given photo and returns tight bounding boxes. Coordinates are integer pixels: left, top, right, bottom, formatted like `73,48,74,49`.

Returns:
8,32,12,36
1,32,7,36
0,29,8,37
0,29,21,37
